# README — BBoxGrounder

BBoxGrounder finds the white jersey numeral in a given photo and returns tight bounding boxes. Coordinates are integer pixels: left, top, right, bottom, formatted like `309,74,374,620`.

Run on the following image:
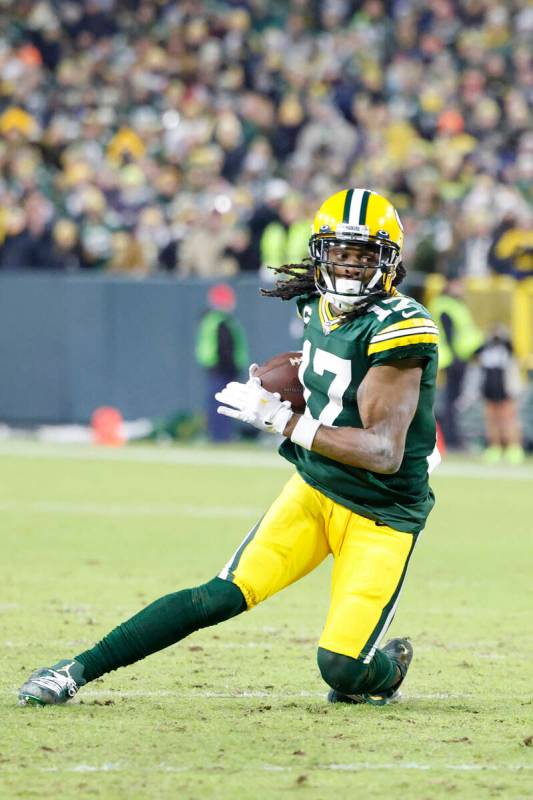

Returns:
298,340,313,413
382,295,420,318
300,344,352,426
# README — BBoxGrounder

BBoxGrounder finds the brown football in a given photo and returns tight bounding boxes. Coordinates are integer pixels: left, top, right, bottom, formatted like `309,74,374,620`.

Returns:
253,351,305,412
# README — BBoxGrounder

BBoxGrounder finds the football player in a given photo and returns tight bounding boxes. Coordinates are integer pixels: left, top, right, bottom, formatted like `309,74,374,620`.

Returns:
19,189,439,707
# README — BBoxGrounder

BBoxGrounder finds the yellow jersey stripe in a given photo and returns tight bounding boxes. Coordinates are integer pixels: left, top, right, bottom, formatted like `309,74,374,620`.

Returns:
368,333,439,355
370,325,439,344
318,296,327,327
375,317,438,336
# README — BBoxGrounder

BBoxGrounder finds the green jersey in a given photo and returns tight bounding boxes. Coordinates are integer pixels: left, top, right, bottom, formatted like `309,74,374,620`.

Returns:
279,293,440,534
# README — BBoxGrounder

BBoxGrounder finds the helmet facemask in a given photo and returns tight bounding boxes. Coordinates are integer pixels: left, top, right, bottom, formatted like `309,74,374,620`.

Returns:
310,230,400,312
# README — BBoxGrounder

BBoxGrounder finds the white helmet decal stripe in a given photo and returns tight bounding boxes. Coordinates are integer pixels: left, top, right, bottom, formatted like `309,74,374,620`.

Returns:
347,188,365,226
349,188,372,226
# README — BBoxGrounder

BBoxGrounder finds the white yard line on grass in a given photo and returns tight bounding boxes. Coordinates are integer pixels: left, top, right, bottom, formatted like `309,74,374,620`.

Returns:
325,763,532,773
79,689,471,700
2,636,510,656
33,762,533,774
0,440,532,480
0,441,286,470
1,687,472,700
0,500,262,518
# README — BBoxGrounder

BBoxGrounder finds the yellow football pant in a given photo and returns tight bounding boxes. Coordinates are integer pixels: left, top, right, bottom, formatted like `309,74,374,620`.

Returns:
219,473,416,661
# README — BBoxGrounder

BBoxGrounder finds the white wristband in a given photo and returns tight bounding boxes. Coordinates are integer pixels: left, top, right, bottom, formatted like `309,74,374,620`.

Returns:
290,416,321,450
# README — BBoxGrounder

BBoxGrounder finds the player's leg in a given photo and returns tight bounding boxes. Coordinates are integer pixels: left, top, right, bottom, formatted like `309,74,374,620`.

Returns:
18,576,247,706
74,576,247,681
483,400,503,462
499,398,525,464
78,472,330,680
217,473,330,608
441,359,467,449
19,473,329,705
316,506,417,704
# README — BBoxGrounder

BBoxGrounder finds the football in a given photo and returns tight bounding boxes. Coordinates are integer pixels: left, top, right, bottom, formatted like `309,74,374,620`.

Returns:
253,351,305,413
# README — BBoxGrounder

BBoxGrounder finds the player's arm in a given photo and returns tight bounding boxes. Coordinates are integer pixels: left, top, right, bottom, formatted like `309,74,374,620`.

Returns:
283,358,423,474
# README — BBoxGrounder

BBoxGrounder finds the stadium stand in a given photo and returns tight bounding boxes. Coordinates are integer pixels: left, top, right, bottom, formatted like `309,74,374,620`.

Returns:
0,0,531,279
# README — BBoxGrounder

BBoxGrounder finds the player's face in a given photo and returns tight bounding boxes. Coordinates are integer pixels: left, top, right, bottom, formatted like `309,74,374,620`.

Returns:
327,244,380,284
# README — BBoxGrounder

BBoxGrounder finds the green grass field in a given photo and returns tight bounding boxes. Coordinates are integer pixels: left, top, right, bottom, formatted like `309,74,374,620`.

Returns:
1,441,532,799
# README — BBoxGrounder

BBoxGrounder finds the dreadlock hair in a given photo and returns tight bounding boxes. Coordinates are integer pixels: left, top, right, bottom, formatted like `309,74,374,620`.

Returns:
260,259,316,301
261,259,407,304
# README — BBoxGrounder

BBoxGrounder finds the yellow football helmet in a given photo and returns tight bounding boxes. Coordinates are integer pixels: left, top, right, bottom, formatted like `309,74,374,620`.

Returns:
309,188,404,311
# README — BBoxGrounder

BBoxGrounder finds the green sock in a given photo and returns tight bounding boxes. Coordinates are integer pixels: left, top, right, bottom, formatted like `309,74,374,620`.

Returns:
364,648,399,693
75,578,246,682
317,646,398,695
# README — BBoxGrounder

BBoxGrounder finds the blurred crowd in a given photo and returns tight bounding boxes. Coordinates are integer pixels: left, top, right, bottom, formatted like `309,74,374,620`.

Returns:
0,0,532,279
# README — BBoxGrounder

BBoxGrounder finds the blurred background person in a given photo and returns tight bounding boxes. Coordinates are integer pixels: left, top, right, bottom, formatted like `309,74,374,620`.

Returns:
48,218,85,271
259,193,309,274
179,204,237,278
107,230,148,277
430,275,484,450
477,325,525,464
488,213,533,280
0,193,55,270
195,283,248,443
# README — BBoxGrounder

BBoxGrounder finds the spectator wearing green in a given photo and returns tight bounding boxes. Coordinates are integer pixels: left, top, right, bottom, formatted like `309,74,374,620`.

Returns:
260,195,309,269
430,276,484,449
196,284,248,442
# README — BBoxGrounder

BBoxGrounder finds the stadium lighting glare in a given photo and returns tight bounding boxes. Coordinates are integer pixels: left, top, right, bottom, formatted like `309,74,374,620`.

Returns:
162,110,181,129
214,194,232,214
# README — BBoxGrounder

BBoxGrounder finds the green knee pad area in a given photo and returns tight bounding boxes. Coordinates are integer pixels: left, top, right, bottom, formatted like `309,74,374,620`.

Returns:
317,646,397,695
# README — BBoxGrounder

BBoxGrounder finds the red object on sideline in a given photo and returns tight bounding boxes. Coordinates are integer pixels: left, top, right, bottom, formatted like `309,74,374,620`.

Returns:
436,421,446,456
91,406,125,446
208,283,236,312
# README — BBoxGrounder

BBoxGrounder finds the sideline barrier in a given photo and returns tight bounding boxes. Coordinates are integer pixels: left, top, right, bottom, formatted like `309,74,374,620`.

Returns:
0,272,531,424
425,274,533,369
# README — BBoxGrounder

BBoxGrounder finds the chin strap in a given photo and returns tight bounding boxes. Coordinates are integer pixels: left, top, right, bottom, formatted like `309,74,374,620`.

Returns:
319,263,386,307
326,290,389,321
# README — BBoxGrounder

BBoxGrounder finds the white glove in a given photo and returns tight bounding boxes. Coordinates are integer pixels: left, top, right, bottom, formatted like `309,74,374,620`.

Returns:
215,376,294,434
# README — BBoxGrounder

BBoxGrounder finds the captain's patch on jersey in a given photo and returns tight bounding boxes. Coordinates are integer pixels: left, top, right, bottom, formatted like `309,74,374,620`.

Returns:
302,305,313,325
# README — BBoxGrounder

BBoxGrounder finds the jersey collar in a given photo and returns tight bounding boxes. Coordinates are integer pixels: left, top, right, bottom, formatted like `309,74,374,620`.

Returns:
318,295,344,335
